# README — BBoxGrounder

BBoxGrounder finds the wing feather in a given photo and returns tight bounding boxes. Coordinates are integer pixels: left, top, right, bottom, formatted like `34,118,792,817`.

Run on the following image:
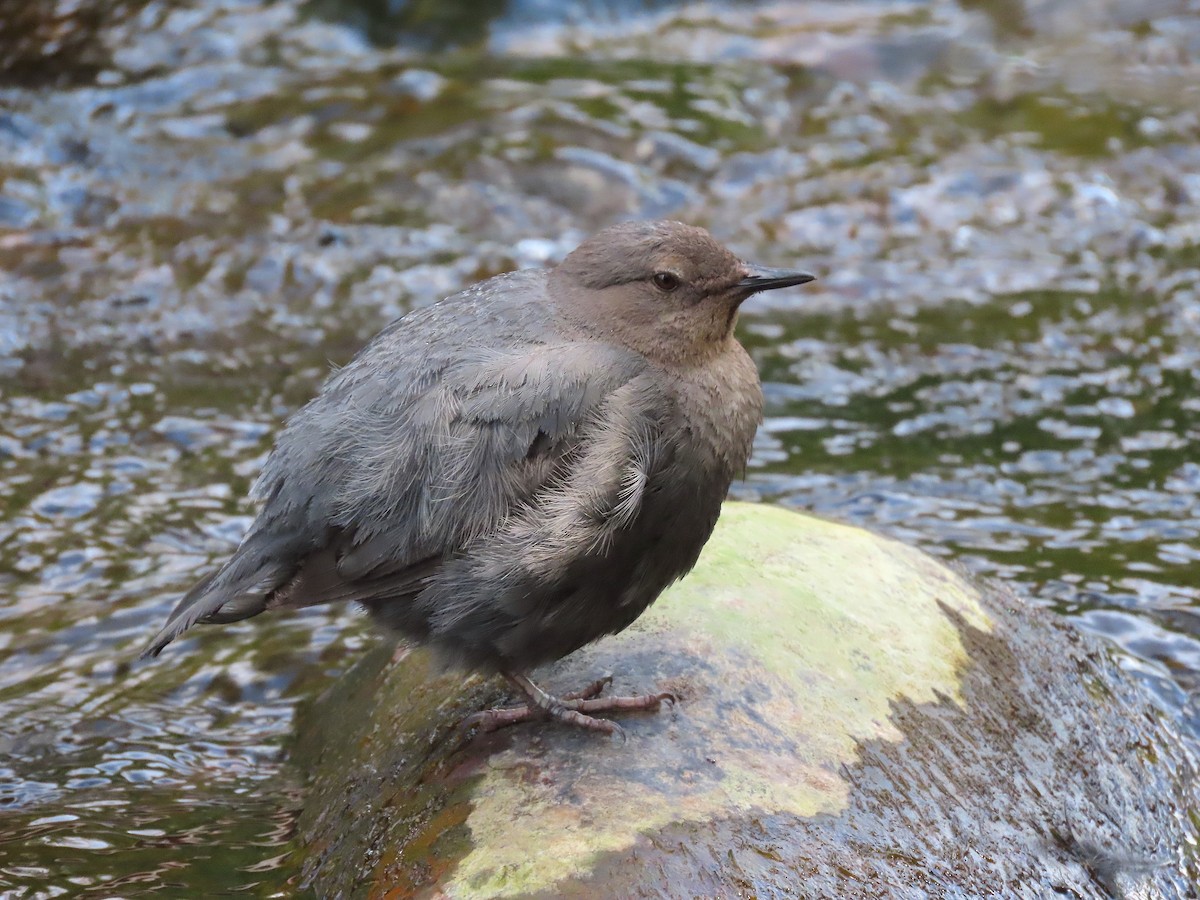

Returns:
141,282,654,658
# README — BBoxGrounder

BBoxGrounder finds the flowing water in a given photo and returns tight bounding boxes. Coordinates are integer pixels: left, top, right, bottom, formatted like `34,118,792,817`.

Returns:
2,0,1199,894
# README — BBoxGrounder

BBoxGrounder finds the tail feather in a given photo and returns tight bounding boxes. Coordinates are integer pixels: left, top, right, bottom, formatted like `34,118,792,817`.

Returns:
140,524,441,659
140,570,232,659
139,540,293,658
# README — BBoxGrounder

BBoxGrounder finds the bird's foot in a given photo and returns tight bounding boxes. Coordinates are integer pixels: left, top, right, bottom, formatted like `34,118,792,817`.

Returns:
561,675,614,702
458,672,675,740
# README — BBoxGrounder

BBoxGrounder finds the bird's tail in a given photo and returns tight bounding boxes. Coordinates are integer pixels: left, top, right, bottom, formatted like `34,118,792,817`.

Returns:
139,535,294,659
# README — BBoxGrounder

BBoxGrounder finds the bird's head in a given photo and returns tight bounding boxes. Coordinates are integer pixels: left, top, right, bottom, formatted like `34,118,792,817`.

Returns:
553,220,814,362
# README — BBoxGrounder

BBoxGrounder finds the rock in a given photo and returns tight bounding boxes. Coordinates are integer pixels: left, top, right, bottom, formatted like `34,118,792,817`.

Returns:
289,502,1199,897
0,0,118,85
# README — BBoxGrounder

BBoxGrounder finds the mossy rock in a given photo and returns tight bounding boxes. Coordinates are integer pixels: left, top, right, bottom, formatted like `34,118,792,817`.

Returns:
288,502,1200,897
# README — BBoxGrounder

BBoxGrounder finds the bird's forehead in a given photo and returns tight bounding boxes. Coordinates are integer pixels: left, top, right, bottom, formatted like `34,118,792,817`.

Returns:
560,220,742,288
652,236,740,278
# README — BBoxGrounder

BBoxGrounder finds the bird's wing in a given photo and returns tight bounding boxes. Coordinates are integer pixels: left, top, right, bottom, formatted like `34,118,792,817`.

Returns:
140,322,654,657
413,370,677,657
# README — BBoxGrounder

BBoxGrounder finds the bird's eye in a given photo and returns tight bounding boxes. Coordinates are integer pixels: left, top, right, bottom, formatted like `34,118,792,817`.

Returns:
652,272,680,292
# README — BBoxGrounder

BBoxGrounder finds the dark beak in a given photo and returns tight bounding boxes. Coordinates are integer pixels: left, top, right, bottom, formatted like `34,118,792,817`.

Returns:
737,263,816,295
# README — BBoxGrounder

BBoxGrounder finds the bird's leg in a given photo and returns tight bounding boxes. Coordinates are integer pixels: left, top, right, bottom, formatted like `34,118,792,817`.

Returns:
458,672,675,739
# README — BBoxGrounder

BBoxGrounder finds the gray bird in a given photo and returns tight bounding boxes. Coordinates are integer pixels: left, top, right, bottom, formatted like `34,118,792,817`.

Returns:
141,220,814,737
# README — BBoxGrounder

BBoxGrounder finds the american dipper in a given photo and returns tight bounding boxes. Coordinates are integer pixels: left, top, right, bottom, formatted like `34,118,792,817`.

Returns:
141,220,814,737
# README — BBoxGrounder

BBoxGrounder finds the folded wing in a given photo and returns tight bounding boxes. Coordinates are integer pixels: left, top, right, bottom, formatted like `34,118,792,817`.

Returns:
140,308,654,657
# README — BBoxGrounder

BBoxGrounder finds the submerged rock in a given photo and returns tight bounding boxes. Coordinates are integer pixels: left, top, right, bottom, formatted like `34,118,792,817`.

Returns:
289,502,1200,897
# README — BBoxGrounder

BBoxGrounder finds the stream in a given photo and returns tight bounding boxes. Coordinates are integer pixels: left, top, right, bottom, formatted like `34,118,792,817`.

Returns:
2,0,1199,894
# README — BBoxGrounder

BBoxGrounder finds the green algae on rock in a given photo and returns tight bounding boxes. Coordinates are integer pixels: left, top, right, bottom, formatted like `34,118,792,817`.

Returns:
289,502,1200,897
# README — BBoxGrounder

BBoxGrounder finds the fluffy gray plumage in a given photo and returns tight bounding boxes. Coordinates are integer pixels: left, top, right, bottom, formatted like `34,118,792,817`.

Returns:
142,220,812,680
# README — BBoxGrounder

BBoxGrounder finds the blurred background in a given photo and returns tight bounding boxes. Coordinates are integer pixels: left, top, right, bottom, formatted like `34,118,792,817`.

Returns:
1,0,1198,893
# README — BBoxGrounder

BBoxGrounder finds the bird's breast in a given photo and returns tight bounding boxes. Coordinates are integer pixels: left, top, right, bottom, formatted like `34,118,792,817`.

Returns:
667,342,763,484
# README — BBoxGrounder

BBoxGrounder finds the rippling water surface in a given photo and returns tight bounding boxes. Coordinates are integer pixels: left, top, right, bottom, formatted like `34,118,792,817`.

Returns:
2,0,1199,893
